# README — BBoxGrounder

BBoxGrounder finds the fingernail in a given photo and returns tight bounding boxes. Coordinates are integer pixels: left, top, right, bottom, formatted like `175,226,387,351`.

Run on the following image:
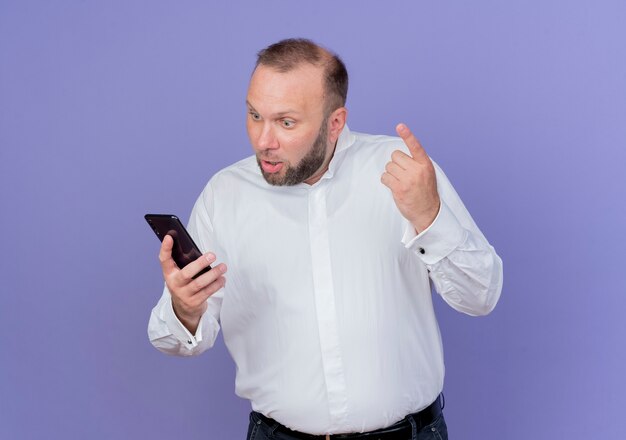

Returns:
205,253,215,262
220,264,227,273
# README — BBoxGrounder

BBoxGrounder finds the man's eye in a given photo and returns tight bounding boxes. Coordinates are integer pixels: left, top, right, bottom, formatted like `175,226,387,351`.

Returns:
281,119,295,128
249,112,261,121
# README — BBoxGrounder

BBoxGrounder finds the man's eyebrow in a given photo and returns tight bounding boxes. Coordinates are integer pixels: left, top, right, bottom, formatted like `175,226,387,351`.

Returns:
245,100,300,117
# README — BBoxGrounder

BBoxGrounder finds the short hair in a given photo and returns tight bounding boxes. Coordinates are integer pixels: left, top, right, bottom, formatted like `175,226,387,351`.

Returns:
255,38,348,115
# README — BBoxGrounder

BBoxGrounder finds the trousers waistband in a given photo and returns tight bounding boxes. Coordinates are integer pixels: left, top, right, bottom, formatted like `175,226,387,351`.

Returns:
252,394,444,440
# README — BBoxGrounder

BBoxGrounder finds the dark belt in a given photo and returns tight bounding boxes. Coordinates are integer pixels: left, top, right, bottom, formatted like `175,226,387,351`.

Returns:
252,394,443,440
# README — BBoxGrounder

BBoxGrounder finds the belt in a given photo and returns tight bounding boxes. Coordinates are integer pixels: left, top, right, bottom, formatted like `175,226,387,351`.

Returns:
253,394,443,440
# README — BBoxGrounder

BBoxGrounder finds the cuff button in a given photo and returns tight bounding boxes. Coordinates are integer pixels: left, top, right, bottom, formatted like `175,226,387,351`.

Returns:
419,247,426,254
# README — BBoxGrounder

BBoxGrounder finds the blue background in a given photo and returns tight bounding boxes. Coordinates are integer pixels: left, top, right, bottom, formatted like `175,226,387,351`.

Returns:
1,1,625,438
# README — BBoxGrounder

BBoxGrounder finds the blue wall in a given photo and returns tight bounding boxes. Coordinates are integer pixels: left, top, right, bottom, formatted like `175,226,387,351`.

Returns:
1,1,625,438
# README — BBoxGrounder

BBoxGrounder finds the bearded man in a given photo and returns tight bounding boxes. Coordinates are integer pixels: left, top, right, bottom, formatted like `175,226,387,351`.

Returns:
148,38,503,440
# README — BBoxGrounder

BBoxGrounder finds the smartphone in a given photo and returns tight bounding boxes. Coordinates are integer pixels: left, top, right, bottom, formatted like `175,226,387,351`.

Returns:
144,214,211,278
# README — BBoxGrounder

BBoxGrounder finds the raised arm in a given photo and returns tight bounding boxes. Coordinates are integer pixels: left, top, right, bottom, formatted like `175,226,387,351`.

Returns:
382,123,503,315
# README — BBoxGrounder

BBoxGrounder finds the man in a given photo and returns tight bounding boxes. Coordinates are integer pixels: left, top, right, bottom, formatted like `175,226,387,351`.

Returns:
148,39,503,440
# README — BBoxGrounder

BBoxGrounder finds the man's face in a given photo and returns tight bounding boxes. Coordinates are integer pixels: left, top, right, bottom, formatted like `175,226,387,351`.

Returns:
246,64,333,186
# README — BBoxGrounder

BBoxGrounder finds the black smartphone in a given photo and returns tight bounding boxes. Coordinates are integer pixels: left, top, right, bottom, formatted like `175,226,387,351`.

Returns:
144,214,211,278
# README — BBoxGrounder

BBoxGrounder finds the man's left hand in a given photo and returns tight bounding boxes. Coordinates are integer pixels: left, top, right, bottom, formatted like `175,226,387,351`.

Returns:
381,123,441,233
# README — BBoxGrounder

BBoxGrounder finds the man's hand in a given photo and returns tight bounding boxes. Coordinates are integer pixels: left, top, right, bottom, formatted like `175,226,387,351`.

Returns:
159,234,227,335
381,123,441,233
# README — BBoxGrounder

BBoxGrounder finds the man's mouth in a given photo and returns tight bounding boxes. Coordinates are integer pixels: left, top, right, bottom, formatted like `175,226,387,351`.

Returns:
261,160,284,173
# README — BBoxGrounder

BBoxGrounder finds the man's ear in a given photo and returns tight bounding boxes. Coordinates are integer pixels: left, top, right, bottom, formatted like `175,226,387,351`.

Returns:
328,107,348,143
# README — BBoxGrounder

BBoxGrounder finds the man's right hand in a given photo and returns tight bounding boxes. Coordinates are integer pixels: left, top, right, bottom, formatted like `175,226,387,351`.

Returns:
159,234,227,335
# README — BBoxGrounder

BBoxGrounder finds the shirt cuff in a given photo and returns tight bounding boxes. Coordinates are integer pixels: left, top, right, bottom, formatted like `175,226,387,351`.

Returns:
402,201,467,265
162,294,205,349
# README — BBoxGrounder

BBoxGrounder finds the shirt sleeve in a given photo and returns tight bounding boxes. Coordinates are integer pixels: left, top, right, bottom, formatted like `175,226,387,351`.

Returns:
401,161,503,316
147,182,225,355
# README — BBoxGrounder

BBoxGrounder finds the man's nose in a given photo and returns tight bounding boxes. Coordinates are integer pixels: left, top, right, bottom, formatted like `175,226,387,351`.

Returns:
257,123,279,150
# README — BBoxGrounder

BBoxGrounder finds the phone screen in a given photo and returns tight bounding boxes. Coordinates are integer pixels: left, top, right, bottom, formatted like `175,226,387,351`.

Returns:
145,214,211,278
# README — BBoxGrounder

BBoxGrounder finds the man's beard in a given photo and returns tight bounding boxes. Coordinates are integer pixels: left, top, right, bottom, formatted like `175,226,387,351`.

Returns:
257,116,329,186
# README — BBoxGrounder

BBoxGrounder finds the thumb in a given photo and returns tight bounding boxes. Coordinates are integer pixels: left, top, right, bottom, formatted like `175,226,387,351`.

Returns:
158,234,179,275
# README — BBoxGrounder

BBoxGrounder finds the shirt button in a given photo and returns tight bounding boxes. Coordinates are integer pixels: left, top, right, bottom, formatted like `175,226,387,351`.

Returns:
187,340,192,344
419,247,425,254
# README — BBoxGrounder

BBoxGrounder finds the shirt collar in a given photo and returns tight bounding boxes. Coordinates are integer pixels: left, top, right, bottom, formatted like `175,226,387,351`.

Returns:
322,124,355,181
335,124,355,155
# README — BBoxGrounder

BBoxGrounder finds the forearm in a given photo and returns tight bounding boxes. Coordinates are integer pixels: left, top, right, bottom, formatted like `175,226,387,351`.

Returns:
148,286,221,356
402,171,503,315
148,184,226,356
425,231,503,315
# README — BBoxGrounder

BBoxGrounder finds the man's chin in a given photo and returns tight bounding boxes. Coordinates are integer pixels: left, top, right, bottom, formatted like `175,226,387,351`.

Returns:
262,172,288,186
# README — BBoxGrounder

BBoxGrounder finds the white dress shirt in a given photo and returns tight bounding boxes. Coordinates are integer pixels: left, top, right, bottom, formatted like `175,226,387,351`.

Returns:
148,126,503,435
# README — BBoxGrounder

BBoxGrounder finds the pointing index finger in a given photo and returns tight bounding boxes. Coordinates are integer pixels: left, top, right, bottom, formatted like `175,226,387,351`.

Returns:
396,123,429,162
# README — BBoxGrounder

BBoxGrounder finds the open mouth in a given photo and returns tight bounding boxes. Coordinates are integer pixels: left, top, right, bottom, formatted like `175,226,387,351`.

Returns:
261,160,284,173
